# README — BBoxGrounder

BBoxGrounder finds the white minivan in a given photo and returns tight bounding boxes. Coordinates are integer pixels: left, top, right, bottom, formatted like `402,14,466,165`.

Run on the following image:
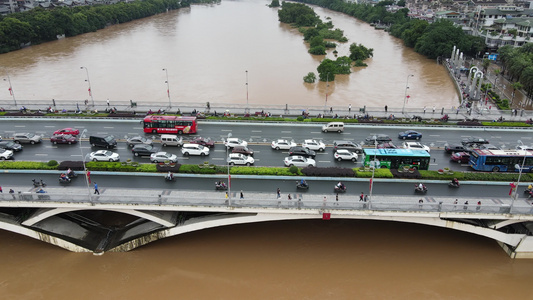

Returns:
181,143,210,156
321,122,344,133
161,134,183,147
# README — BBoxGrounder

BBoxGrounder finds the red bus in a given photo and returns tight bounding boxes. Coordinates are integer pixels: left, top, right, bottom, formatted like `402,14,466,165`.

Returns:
142,115,198,134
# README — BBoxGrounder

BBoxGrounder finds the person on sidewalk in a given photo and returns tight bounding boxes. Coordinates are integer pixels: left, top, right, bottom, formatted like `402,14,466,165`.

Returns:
384,105,387,112
94,182,100,195
240,190,244,199
359,192,364,202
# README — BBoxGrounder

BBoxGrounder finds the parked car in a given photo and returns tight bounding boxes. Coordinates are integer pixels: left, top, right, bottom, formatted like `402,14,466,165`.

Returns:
232,146,254,156
398,130,422,140
181,143,210,156
284,155,316,167
190,137,215,148
89,150,120,162
450,151,470,163
516,145,533,151
402,141,430,152
445,144,466,154
227,153,254,166
150,151,178,163
302,139,325,151
50,134,78,144
224,138,248,149
288,146,316,158
53,127,80,136
0,141,22,152
334,149,358,162
333,140,363,154
462,137,489,146
271,139,296,150
13,133,42,144
0,148,14,160
127,136,153,148
364,134,392,145
132,144,158,157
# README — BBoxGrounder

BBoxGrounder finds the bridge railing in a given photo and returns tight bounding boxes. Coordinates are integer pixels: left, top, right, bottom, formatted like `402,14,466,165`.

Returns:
1,191,531,216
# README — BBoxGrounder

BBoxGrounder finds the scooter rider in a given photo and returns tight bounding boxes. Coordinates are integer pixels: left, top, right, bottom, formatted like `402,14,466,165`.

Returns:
166,172,174,180
300,179,308,187
451,178,459,186
418,182,425,190
60,173,68,180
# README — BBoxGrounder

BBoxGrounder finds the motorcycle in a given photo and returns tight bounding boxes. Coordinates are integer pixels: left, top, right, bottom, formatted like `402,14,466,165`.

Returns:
67,171,77,178
334,184,347,193
165,173,175,181
59,176,71,184
448,181,460,188
32,179,46,188
296,181,309,189
525,188,533,198
415,184,428,194
215,181,228,190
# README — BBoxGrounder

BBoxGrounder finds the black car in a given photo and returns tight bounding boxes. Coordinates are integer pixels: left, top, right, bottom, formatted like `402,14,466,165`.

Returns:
364,134,392,145
461,137,489,146
0,141,22,152
288,146,316,158
445,144,466,153
232,146,254,157
132,144,159,157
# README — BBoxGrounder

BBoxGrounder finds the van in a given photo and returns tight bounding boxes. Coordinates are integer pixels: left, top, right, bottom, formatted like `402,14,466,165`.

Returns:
161,134,183,147
322,122,344,133
89,135,117,149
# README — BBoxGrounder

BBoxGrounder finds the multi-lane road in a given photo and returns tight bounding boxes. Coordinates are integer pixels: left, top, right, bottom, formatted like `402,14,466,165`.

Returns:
0,118,531,171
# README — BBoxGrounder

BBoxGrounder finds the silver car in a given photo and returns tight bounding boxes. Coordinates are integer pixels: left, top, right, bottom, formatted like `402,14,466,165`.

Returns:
126,136,153,148
13,133,42,144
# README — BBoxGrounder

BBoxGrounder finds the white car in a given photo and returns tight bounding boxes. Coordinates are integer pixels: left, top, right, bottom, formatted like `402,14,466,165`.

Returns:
402,141,430,152
0,148,13,160
271,139,296,150
89,150,120,162
150,152,178,163
227,153,254,166
224,138,248,149
516,145,533,151
181,143,210,156
334,149,358,162
284,155,316,167
302,139,326,151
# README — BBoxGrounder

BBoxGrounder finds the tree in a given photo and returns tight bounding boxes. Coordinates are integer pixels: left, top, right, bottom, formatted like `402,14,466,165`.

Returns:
510,82,523,105
269,0,280,8
303,72,317,83
482,59,490,73
317,59,337,81
349,43,373,61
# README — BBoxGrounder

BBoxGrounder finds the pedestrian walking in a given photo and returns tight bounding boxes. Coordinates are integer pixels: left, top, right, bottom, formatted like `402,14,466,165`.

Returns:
348,104,351,113
359,192,364,202
335,193,339,205
453,199,458,210
240,190,244,199
94,182,100,195
107,99,110,107
323,196,327,208
384,105,388,112
288,194,292,200
330,107,333,113
441,107,444,115
418,199,423,209
463,201,469,210
225,192,228,199
9,189,15,199
477,201,481,211
276,188,281,199
0,185,3,193
432,105,436,114
423,106,426,114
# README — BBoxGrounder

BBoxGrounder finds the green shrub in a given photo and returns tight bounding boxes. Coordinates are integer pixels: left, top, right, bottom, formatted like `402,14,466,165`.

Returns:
0,161,57,170
47,160,58,167
354,168,393,178
481,121,531,127
230,166,300,176
296,116,304,121
289,166,299,174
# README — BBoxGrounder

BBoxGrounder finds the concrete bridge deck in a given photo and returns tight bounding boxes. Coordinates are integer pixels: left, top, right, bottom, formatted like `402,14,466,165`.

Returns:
1,186,532,257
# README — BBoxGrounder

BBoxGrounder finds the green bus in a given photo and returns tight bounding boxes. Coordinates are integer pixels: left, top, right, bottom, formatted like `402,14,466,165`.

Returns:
363,148,431,170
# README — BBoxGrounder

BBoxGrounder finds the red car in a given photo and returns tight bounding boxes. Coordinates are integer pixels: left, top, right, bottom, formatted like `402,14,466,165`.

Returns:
54,127,80,136
451,151,470,163
190,137,215,148
50,134,78,144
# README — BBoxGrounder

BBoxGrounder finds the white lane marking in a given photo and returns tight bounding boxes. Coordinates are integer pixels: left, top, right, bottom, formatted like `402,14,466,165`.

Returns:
104,127,114,129
44,126,55,128
221,129,232,132
310,131,321,134
318,161,331,163
251,136,262,138
252,130,262,133
281,131,292,133
341,132,351,135
429,135,440,137
132,127,142,130
14,125,25,127
35,154,48,156
211,158,224,160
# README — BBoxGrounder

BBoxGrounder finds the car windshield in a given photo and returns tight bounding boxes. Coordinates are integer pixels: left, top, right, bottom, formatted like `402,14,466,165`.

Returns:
103,151,112,156
26,133,34,138
104,136,115,142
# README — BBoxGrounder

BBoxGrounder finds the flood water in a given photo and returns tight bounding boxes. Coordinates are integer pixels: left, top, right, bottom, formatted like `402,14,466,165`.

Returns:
1,1,531,298
0,0,458,110
1,220,532,299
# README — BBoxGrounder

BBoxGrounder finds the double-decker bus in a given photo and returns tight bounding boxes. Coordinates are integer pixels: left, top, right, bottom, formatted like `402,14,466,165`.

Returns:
469,149,533,172
363,148,431,170
143,115,198,134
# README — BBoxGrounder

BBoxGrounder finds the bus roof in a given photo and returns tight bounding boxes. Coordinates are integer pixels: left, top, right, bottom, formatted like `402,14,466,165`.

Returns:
144,115,196,121
470,149,533,156
363,148,430,157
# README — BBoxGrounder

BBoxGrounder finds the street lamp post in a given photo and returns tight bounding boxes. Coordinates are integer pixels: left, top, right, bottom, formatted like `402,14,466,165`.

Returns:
402,74,414,114
511,148,528,212
226,132,232,206
369,137,378,209
79,129,92,201
245,70,249,113
162,68,171,109
80,67,94,107
4,72,16,107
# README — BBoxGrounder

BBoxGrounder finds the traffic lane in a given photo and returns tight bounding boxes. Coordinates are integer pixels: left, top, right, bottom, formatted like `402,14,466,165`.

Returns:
0,174,528,199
